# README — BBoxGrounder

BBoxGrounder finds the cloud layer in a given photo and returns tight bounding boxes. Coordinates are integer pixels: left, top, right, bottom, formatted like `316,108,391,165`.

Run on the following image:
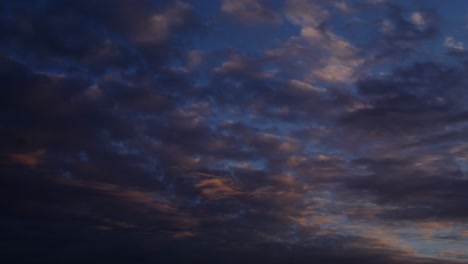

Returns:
1,0,468,263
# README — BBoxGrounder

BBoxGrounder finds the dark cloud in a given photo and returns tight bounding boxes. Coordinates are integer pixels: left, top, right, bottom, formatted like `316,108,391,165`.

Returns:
340,61,465,137
2,0,468,263
221,0,282,24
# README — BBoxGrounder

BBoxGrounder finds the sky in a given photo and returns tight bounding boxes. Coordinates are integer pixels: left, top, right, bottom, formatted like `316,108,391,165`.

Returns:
2,0,468,263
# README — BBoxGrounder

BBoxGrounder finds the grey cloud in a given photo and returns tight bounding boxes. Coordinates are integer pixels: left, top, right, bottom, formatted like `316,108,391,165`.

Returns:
221,0,281,24
3,1,468,263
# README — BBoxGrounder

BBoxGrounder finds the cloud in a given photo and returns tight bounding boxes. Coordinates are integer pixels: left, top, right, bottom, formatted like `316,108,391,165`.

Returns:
444,36,465,52
221,0,281,24
266,22,364,84
340,61,462,137
193,174,241,200
134,1,198,44
285,0,329,27
3,1,468,263
8,149,46,168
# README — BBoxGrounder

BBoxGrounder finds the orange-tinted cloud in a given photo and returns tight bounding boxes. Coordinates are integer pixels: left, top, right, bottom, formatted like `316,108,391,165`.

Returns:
9,149,46,168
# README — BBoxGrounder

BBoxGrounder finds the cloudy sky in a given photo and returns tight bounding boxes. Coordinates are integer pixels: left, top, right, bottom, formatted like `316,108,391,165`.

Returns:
2,0,468,263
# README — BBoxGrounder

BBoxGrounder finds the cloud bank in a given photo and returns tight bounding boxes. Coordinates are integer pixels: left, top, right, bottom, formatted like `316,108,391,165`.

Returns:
1,0,468,263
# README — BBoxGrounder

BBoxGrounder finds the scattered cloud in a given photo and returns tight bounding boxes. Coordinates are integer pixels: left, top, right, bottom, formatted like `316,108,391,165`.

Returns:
2,1,468,263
